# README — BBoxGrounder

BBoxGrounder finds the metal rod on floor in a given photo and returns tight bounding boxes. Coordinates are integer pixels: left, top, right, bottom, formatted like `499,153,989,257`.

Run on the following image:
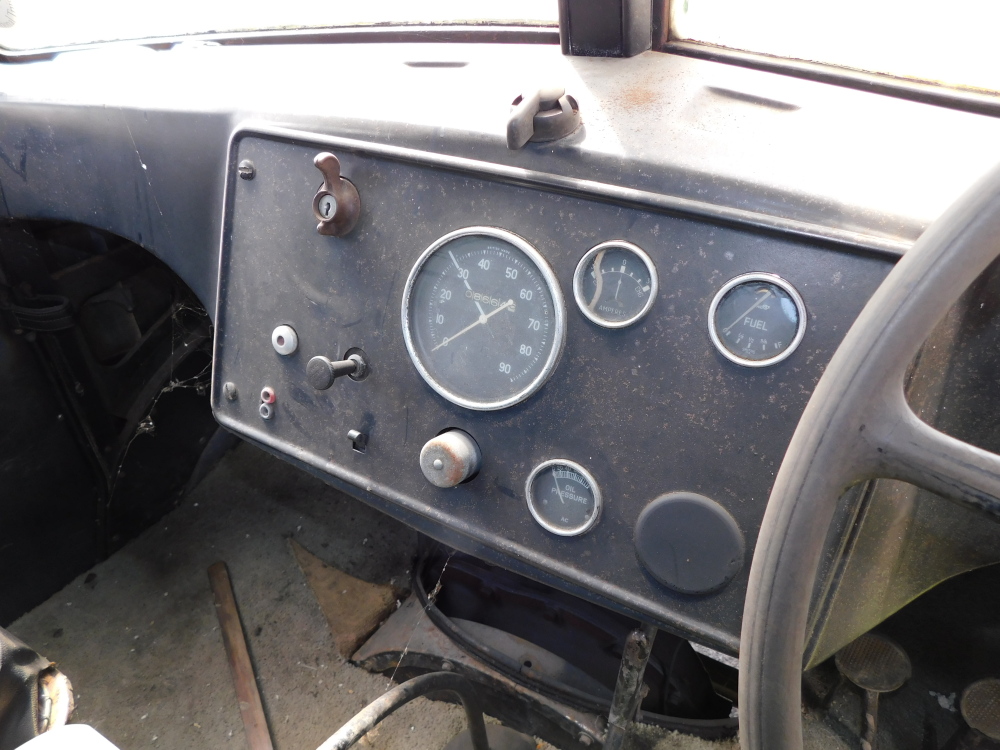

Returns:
315,671,491,750
604,623,658,750
208,561,275,750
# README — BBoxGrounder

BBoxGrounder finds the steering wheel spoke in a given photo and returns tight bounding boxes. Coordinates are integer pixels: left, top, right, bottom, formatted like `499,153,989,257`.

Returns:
880,405,1000,520
741,162,1000,750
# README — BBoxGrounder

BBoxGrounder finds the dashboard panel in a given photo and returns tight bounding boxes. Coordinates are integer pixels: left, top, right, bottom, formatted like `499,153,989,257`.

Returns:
212,127,895,652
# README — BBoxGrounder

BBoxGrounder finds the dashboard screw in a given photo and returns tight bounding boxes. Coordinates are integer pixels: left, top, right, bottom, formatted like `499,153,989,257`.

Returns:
237,160,256,180
259,403,274,420
223,382,238,401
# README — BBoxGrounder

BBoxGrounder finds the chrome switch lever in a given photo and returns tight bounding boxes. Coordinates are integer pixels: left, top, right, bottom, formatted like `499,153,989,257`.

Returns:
306,353,368,390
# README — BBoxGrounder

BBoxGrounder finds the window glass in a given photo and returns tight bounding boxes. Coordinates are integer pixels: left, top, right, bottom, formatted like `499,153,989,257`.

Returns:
672,0,1000,94
0,0,557,52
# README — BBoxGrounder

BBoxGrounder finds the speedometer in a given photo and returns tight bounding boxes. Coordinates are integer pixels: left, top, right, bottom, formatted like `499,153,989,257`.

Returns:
401,227,566,410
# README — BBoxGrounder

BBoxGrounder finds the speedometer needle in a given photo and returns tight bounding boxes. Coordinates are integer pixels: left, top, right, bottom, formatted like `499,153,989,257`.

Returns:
432,299,514,351
724,289,772,334
450,248,493,336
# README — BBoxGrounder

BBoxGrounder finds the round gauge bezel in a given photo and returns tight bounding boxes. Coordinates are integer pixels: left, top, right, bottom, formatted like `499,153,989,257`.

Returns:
401,226,567,411
525,459,602,537
708,272,807,368
572,240,658,329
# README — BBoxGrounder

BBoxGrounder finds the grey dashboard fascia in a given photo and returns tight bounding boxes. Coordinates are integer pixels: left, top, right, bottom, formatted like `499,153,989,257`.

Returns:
211,123,900,653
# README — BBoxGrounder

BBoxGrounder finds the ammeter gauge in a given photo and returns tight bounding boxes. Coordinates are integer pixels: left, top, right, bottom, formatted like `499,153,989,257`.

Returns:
525,459,602,536
401,227,566,411
708,273,806,367
573,241,658,328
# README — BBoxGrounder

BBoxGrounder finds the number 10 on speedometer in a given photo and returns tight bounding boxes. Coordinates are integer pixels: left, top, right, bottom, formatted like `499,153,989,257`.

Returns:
401,227,566,411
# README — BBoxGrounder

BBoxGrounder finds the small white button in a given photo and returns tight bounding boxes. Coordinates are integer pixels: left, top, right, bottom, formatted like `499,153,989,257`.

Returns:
271,325,298,355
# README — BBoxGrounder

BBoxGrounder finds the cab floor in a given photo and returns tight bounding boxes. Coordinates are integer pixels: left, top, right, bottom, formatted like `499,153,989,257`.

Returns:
8,441,735,750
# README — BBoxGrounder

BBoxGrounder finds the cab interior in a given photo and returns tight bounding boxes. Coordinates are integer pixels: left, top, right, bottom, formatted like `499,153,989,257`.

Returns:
1,2,1000,749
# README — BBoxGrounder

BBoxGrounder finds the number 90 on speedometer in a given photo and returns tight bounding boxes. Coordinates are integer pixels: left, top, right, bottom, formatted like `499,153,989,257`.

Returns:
401,228,566,410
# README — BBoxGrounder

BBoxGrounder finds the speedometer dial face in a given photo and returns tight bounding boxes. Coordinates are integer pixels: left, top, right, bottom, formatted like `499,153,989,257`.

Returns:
708,273,806,367
401,228,566,410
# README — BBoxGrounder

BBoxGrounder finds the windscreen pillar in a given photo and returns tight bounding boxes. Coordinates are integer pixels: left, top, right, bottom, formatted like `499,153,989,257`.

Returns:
558,0,653,57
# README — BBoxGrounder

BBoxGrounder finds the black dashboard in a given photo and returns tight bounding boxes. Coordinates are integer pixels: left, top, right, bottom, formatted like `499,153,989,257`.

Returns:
6,38,1000,656
212,126,893,653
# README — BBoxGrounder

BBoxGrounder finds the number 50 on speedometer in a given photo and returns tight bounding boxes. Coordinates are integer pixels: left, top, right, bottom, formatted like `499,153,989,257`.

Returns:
401,227,566,411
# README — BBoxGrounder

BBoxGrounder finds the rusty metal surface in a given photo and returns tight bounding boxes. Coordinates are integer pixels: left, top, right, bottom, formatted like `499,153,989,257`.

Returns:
291,540,405,659
207,561,275,750
604,625,657,750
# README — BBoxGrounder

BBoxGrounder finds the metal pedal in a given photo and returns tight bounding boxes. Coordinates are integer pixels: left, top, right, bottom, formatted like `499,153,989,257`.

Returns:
835,633,912,750
962,678,1000,741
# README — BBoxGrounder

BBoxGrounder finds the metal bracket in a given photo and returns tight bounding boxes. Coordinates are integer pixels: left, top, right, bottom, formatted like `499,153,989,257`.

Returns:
506,87,581,150
558,0,652,58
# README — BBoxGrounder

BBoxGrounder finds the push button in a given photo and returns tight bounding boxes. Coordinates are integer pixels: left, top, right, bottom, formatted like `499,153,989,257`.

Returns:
419,430,481,488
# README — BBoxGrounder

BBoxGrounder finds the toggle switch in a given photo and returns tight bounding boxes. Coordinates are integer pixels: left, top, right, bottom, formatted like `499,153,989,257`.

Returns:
347,429,368,454
419,430,482,488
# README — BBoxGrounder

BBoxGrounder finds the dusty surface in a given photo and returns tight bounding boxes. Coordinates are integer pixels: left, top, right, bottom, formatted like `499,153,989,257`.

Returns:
11,441,750,750
290,539,404,659
10,442,454,750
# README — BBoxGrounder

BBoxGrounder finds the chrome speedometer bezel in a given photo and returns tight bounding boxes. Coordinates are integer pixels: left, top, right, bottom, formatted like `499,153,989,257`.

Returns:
401,226,567,411
708,272,807,368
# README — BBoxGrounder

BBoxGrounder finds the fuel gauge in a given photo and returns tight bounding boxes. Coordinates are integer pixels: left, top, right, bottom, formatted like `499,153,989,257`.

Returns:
526,459,602,536
709,273,806,367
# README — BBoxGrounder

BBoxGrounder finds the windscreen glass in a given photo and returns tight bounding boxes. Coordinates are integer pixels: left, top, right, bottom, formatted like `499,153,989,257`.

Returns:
672,0,1000,94
0,0,557,52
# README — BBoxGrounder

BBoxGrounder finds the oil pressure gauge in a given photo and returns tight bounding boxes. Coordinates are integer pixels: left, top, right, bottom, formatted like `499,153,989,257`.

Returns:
526,459,602,536
709,273,806,367
573,241,657,328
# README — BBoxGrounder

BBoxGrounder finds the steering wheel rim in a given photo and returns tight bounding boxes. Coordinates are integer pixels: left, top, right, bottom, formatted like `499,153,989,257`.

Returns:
738,162,1000,750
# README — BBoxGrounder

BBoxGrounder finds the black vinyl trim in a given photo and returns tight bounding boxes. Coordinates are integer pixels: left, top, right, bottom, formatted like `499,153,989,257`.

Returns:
0,24,559,62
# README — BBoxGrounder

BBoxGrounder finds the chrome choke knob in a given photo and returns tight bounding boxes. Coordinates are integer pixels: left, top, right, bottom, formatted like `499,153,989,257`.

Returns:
420,430,482,488
306,353,367,390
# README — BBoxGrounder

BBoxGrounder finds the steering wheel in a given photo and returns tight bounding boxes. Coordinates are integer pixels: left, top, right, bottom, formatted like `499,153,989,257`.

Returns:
738,162,1000,750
